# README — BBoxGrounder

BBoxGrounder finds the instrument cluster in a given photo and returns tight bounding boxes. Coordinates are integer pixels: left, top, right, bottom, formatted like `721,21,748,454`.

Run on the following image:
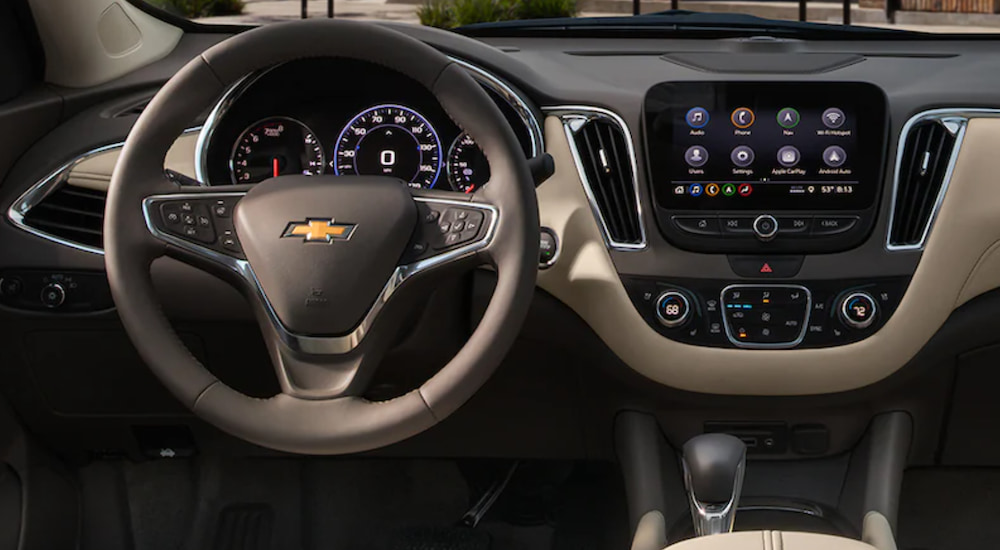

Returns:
201,58,535,193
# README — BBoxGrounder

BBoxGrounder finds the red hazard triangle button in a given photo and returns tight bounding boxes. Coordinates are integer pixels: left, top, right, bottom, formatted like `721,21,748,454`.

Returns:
728,256,804,278
760,262,773,274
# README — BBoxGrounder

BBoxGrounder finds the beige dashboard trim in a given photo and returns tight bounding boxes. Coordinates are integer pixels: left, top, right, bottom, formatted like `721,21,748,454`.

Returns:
537,115,1000,395
663,531,876,550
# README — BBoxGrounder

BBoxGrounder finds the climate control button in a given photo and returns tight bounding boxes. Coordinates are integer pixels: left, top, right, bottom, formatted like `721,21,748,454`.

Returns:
655,290,691,328
840,292,877,329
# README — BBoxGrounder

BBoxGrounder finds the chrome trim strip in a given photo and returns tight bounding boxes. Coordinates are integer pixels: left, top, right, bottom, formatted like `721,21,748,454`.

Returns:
7,127,202,256
142,193,497,355
885,109,1000,251
543,105,647,251
719,284,811,350
195,57,544,185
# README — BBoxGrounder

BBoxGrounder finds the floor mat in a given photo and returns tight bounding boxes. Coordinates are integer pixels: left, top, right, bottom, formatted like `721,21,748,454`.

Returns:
898,468,1000,550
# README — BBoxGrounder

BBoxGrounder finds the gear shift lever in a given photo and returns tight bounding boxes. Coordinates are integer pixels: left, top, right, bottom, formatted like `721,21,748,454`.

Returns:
681,433,747,537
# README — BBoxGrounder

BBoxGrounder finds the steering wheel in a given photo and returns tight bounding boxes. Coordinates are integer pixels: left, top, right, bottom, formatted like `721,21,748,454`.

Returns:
104,20,539,454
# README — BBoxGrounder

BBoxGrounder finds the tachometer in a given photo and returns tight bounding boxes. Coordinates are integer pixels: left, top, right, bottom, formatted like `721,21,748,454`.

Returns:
334,104,442,189
447,132,490,193
230,117,324,184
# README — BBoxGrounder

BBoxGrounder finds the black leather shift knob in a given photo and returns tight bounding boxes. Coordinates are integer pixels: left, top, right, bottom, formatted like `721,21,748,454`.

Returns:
682,433,747,504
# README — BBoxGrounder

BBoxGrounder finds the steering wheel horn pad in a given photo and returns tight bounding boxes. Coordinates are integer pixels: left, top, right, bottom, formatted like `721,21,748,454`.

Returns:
105,20,539,454
236,175,416,336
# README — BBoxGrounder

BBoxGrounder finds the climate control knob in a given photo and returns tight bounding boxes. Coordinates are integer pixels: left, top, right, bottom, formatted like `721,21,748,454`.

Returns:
840,292,877,329
655,290,692,328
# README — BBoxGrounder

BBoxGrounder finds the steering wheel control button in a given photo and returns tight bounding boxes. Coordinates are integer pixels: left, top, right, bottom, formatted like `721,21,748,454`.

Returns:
655,291,691,328
731,108,755,129
730,146,755,167
672,216,719,236
686,107,710,129
822,107,846,129
721,285,810,348
840,292,877,329
777,108,800,129
752,215,779,241
539,228,558,268
684,146,709,168
822,146,847,167
407,204,491,260
154,197,244,257
777,146,801,168
728,255,804,279
40,283,66,309
812,216,858,236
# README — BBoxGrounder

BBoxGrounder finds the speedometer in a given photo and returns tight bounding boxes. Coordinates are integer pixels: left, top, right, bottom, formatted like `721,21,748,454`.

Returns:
333,104,442,189
230,117,324,184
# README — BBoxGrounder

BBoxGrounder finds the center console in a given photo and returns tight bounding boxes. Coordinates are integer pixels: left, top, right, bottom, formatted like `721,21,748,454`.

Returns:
625,81,903,350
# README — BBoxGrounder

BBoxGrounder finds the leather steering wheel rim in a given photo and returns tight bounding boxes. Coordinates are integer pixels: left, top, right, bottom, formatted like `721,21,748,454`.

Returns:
104,20,539,454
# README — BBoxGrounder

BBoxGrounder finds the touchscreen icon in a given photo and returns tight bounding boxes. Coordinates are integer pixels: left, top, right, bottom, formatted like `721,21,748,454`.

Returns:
731,146,755,167
823,108,846,129
674,185,686,195
738,184,753,197
722,183,737,197
686,107,710,129
685,146,709,167
777,145,801,168
688,184,704,197
823,145,847,167
777,108,800,129
731,108,755,129
705,183,720,197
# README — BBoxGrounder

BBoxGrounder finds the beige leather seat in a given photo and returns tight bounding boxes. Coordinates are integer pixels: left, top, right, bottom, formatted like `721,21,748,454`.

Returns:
665,531,877,550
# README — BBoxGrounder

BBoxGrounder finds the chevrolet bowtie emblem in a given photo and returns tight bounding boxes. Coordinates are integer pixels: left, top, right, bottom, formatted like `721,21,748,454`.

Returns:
281,219,356,243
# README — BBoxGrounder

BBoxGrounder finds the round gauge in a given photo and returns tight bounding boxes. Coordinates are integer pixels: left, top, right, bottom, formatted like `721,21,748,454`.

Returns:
333,104,442,189
447,133,491,193
230,117,324,184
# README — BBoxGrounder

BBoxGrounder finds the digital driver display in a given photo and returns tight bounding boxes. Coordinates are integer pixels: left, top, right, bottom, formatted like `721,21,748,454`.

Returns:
644,82,887,211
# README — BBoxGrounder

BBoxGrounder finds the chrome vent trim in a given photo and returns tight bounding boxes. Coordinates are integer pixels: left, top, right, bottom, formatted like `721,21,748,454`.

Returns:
195,56,545,184
886,109,1000,251
544,105,647,251
7,128,202,255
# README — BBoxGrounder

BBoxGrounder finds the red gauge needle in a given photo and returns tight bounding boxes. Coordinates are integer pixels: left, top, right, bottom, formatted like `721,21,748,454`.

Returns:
464,184,475,194
272,157,280,178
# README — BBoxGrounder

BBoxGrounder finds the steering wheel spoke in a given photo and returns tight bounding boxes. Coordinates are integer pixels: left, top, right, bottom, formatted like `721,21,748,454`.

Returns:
142,187,251,276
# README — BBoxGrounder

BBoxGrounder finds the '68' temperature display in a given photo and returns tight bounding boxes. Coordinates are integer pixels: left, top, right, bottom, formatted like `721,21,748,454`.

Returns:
333,104,442,189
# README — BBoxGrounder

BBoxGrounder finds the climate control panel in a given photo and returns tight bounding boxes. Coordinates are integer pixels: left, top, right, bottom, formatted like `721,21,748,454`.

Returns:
622,276,909,349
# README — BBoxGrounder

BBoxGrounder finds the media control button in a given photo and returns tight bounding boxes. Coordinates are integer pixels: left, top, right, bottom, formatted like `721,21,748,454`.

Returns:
776,216,811,235
731,146,755,167
655,290,691,328
728,255,804,278
685,146,709,167
752,215,779,241
840,292,876,329
777,146,801,168
812,216,858,236
686,107,710,129
719,216,754,234
673,216,719,236
731,108,755,129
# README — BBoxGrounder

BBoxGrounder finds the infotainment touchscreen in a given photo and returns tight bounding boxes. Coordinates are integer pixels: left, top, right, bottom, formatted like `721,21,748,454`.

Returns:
644,82,887,211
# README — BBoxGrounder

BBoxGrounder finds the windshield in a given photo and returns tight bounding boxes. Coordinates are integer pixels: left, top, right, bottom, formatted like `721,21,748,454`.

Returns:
140,0,1000,34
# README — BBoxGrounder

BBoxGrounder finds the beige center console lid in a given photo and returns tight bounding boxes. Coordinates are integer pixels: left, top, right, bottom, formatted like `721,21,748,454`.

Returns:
666,532,877,550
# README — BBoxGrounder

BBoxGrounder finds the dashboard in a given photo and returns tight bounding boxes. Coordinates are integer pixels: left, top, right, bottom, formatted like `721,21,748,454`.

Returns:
196,57,538,192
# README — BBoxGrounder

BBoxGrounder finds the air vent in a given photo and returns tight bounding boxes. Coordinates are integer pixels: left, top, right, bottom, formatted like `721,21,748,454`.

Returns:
889,118,961,248
571,116,643,247
22,184,106,249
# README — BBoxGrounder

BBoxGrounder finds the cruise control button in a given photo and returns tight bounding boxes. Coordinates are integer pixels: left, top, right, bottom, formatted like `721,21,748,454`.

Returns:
812,216,858,236
213,201,230,218
672,216,719,236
